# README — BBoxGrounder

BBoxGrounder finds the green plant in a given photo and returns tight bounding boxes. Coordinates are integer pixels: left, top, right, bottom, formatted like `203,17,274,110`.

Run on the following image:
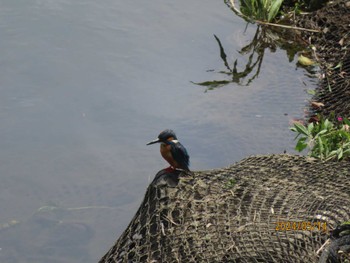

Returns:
239,0,284,22
290,115,350,161
225,178,237,188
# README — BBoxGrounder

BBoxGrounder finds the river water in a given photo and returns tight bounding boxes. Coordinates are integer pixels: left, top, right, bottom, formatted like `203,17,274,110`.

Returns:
0,1,315,262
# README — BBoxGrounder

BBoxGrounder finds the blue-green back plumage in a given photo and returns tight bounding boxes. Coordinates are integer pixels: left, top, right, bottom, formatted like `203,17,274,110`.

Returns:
168,140,190,171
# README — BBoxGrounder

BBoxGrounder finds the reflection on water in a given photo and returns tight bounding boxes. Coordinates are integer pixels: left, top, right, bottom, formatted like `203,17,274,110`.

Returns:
0,1,315,262
193,25,306,90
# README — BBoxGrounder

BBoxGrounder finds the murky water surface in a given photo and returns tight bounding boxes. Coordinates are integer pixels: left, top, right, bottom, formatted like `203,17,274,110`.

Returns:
0,1,315,262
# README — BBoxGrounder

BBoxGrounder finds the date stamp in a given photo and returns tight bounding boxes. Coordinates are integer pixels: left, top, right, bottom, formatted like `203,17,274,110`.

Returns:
275,221,327,232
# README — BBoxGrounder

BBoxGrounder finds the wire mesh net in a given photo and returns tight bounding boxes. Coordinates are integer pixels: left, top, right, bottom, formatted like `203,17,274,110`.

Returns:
99,155,350,262
297,0,350,117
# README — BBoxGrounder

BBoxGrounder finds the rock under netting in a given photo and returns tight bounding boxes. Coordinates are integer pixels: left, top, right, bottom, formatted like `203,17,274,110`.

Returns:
99,155,350,263
297,0,350,117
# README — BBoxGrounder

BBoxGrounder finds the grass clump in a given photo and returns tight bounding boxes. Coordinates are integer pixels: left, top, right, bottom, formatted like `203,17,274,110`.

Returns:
238,0,284,22
290,114,350,161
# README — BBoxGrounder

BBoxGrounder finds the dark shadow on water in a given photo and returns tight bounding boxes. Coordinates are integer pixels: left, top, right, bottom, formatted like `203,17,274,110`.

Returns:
192,25,307,91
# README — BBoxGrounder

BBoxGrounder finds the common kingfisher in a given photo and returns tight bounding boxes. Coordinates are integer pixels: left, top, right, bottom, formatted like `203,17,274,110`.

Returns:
147,129,190,172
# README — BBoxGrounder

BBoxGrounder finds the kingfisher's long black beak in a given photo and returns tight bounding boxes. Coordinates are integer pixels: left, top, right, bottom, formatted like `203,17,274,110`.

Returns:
146,139,160,145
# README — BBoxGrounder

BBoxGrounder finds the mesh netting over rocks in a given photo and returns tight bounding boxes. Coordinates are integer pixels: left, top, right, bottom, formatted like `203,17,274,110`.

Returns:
297,0,350,117
99,155,350,263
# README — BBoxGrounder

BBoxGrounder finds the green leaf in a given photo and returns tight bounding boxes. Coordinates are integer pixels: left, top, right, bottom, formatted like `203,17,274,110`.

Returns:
293,122,309,136
343,148,350,155
316,129,328,137
306,89,316,95
267,0,283,22
307,122,314,134
298,54,315,66
328,150,337,156
325,150,337,161
343,118,350,126
295,137,307,152
338,148,343,160
343,141,350,147
290,127,303,140
324,119,331,128
318,136,324,159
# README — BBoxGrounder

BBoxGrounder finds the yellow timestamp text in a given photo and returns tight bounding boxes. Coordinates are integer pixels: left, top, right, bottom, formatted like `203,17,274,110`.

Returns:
275,221,327,232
